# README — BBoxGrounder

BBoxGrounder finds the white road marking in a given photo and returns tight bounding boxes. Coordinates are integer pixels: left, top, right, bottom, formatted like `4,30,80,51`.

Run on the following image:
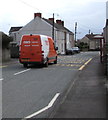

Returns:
0,65,7,68
48,93,60,108
14,69,31,76
24,93,60,119
0,78,3,81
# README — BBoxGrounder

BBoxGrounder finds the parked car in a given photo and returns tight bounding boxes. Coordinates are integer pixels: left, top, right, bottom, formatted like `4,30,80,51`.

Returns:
72,47,80,53
66,48,74,55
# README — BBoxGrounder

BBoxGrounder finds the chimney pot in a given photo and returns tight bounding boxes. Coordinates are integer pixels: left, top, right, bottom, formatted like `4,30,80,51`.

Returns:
56,20,64,26
56,20,62,24
48,18,54,22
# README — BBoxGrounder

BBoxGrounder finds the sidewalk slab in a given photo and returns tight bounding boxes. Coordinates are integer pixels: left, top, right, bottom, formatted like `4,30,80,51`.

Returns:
2,58,19,66
54,56,106,118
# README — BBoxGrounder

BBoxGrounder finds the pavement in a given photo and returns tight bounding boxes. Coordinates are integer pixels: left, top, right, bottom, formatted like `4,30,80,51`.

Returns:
53,56,107,119
2,58,19,65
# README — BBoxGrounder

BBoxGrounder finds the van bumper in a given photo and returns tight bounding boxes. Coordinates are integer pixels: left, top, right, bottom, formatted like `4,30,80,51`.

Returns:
19,59,45,65
19,61,44,65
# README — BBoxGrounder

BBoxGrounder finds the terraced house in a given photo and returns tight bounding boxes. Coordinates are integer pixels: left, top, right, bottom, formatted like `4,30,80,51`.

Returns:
80,33,101,51
9,13,74,55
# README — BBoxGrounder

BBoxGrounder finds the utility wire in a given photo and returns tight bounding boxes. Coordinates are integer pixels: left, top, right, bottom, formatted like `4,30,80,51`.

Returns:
17,0,41,11
17,0,53,16
17,0,103,38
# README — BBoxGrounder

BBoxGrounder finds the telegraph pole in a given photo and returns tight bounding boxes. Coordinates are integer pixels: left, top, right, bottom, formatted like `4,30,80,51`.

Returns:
75,22,77,42
52,13,54,41
89,29,91,34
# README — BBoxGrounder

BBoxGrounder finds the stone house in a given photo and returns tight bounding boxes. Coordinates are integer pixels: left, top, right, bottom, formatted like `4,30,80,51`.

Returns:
80,33,101,50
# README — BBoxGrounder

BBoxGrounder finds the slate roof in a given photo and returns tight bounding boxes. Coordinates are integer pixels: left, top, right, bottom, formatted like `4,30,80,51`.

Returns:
86,34,102,40
9,27,23,33
43,18,74,35
86,34,95,40
9,18,74,35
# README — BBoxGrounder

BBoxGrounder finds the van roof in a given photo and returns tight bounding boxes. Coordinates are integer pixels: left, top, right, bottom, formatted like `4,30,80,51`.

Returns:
22,34,51,38
22,35,53,42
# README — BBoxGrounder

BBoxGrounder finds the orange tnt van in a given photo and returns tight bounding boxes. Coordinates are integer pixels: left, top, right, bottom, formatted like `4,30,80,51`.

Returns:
19,34,58,67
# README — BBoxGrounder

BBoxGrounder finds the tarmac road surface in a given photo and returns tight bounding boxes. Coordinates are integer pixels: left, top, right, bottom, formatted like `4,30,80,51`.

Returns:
2,52,100,119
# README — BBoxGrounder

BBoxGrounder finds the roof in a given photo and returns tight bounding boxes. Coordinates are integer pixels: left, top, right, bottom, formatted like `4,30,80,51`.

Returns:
9,27,23,33
86,33,103,40
9,18,74,35
43,18,74,35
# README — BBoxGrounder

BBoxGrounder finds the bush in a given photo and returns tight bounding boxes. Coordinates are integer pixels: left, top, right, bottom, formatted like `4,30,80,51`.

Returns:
78,42,89,51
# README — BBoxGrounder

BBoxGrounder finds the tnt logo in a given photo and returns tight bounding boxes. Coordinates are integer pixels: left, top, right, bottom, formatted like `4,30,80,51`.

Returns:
45,40,49,45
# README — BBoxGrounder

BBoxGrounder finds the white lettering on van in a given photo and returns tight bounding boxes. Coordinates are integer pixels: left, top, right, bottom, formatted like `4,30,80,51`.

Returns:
24,41,30,44
32,45,39,46
24,45,30,46
32,41,38,43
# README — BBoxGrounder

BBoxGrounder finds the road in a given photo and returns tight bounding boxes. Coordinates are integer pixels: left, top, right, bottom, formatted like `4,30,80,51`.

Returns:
2,52,99,119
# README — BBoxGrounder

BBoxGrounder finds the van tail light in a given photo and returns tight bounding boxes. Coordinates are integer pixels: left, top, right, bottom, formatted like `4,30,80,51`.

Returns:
42,54,44,61
41,51,44,61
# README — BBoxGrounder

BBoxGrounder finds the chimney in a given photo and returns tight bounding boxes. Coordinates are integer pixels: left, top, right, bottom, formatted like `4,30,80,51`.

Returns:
49,18,54,22
56,20,62,25
56,20,64,26
34,13,42,18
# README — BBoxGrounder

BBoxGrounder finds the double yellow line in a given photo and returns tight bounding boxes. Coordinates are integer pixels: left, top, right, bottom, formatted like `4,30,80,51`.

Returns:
79,58,92,71
0,65,7,68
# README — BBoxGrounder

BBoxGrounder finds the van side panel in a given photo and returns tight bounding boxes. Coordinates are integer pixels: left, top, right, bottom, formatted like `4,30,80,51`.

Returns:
40,35,49,59
48,37,57,62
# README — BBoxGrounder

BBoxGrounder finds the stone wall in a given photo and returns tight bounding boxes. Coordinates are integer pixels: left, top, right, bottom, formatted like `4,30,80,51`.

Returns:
1,32,13,62
2,48,11,62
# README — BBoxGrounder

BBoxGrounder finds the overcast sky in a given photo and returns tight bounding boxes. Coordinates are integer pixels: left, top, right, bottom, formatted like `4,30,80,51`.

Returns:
0,0,107,39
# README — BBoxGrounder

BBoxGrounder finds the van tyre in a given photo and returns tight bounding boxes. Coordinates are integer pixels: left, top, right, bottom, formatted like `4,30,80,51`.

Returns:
23,63,28,68
54,57,57,64
44,59,48,67
44,61,48,67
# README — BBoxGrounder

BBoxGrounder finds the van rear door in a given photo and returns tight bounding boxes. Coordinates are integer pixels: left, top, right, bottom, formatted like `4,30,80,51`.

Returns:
20,35,42,62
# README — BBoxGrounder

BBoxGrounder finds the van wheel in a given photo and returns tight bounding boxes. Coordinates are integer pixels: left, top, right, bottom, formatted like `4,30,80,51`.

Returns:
44,59,48,67
54,57,57,64
23,63,28,68
44,61,48,67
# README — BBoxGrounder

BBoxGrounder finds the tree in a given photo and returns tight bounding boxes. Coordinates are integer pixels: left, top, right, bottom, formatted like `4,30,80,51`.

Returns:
78,42,89,50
